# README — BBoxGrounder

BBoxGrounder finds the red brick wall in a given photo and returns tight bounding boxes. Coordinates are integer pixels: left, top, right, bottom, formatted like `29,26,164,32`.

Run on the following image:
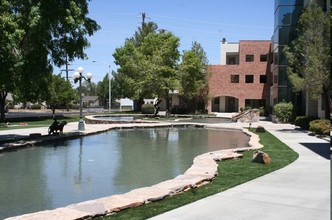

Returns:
208,40,271,112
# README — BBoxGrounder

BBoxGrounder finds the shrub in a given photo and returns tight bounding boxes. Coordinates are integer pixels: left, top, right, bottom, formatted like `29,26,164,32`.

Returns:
273,102,293,122
295,116,318,130
31,104,41,110
309,119,330,135
259,106,265,116
171,106,188,114
141,104,155,114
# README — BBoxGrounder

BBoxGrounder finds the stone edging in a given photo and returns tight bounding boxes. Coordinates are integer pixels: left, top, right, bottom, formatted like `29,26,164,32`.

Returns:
6,127,262,220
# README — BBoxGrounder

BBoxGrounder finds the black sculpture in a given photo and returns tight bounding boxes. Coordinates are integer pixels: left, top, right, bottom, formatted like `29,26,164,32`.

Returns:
154,99,162,116
48,120,67,135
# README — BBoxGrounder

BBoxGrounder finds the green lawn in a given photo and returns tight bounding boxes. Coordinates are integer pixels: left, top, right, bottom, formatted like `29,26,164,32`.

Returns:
0,115,80,130
97,129,299,220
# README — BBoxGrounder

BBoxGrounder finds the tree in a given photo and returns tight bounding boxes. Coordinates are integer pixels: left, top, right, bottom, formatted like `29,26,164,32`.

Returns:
97,74,110,107
114,22,180,112
284,2,330,119
137,31,180,113
76,81,97,97
45,74,76,117
0,0,24,121
0,0,100,121
179,42,209,113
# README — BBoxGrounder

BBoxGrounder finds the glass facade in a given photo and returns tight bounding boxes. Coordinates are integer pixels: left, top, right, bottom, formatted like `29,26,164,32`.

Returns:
273,0,304,114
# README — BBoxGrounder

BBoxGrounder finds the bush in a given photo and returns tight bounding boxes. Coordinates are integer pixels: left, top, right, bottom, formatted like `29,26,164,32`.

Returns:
259,106,265,116
295,116,318,130
31,104,41,110
141,104,155,114
309,119,330,135
273,102,293,122
170,106,188,114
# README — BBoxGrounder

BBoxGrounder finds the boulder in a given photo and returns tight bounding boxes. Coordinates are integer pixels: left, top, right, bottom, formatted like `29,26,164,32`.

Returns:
255,126,265,133
252,150,272,164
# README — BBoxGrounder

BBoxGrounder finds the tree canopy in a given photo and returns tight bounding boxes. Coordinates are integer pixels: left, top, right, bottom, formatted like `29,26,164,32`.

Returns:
113,22,181,112
284,2,330,119
0,0,100,121
46,74,76,116
113,21,211,113
179,42,209,112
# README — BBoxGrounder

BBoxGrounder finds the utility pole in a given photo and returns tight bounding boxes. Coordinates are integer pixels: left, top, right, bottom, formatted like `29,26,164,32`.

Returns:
141,12,146,27
140,12,150,28
61,55,74,80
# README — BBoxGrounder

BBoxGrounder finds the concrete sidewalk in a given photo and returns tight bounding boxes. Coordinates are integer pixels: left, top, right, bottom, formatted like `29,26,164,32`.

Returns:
150,121,330,220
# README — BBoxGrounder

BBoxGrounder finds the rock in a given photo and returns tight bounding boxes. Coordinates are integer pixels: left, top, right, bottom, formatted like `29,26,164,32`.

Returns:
29,133,42,138
255,126,265,133
252,150,272,164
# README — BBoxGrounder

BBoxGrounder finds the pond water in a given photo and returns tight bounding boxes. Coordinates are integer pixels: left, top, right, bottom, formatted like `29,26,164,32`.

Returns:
94,116,137,121
0,127,249,219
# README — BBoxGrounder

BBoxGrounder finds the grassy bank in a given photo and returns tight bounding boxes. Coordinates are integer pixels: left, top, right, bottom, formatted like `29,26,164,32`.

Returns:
97,129,299,220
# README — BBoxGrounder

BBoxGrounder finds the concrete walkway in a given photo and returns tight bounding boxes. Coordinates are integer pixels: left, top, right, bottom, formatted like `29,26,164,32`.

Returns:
150,121,330,220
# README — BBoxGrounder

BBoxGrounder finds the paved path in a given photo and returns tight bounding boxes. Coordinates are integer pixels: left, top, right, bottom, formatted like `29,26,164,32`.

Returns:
150,121,330,220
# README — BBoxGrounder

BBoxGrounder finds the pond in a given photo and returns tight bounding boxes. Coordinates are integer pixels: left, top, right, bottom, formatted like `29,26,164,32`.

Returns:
93,115,138,121
0,126,249,219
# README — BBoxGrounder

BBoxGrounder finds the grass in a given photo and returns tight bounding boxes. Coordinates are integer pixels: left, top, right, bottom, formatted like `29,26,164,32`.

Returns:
0,115,80,130
96,129,299,220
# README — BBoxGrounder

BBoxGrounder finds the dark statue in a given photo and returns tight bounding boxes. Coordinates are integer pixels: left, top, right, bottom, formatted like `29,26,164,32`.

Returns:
48,119,67,135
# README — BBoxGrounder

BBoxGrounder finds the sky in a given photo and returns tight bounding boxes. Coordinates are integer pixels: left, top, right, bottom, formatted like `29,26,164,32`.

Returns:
55,0,274,83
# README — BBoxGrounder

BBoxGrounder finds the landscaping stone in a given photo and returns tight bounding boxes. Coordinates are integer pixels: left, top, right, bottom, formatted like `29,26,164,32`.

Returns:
124,186,171,202
96,194,144,213
252,150,272,164
255,126,265,132
29,133,41,138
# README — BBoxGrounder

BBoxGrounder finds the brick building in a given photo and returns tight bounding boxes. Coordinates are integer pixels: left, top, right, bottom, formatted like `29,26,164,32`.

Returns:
208,40,272,113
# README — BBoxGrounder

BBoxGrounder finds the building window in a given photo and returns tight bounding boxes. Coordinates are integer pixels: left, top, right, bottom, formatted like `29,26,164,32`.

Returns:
231,75,239,83
260,75,267,83
245,75,254,83
246,55,254,62
228,57,236,65
214,98,219,104
260,54,268,62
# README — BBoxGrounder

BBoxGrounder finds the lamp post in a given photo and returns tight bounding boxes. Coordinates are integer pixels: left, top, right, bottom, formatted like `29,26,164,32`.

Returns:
73,66,92,131
93,60,111,113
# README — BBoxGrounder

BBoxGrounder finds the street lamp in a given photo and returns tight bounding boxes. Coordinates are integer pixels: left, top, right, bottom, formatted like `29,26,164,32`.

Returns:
73,66,93,131
93,60,111,113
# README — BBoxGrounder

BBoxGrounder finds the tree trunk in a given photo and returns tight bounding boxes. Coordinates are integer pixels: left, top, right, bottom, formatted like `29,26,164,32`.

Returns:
50,105,56,119
322,85,330,119
0,91,7,122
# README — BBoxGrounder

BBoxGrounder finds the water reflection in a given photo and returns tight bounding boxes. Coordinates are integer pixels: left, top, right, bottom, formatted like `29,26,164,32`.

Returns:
0,127,249,219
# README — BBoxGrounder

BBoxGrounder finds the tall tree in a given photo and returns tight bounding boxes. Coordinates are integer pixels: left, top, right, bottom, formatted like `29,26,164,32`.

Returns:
97,74,110,107
284,2,330,119
138,31,180,112
0,0,100,121
44,73,76,116
179,42,209,113
0,0,24,121
113,22,159,110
